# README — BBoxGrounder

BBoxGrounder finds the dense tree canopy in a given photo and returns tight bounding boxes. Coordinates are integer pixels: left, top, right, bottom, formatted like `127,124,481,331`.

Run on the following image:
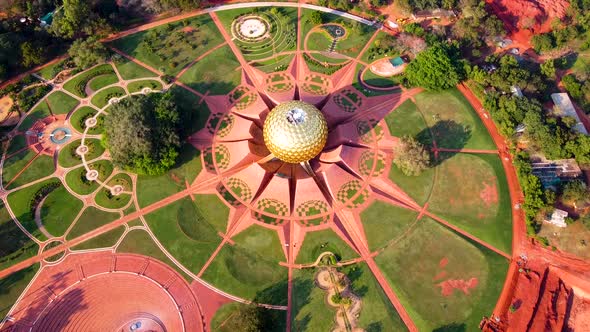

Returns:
51,0,90,38
68,37,108,69
405,43,463,90
393,136,431,176
103,93,180,175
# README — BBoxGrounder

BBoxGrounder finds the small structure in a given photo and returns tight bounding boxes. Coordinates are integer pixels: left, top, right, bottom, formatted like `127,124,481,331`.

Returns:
511,85,523,98
369,56,407,77
531,159,582,189
545,209,568,228
40,11,54,27
411,9,456,21
551,93,588,135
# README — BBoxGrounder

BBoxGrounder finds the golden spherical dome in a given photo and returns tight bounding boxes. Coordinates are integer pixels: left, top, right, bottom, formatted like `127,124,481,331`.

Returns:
263,101,328,163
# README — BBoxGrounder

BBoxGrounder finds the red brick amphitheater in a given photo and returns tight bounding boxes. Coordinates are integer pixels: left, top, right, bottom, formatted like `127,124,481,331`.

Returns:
1,252,204,332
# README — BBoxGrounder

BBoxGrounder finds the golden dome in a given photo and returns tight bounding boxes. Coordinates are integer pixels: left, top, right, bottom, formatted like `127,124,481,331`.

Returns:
263,101,328,163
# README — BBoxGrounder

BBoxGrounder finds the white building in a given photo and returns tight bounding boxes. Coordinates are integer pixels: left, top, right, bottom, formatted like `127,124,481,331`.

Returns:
545,209,568,228
551,93,588,135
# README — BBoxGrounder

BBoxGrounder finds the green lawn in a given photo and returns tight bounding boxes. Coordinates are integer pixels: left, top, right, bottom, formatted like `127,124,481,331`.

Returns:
201,225,288,305
342,263,409,331
66,206,119,240
40,186,83,237
116,229,191,281
65,160,113,195
136,144,202,207
63,64,116,98
211,302,286,332
18,100,51,131
170,85,210,136
362,69,402,88
144,197,222,274
113,58,158,80
69,107,104,135
388,162,436,207
5,135,26,156
72,225,125,250
37,59,67,80
91,86,126,109
178,45,241,95
2,149,54,189
58,138,104,168
385,99,432,145
352,63,397,97
6,178,61,241
295,228,359,264
46,91,79,115
360,201,419,251
216,7,298,61
414,88,496,150
428,153,512,254
0,264,40,320
88,74,119,92
290,268,337,331
0,203,38,270
127,80,163,93
95,189,131,210
374,217,509,331
109,14,225,76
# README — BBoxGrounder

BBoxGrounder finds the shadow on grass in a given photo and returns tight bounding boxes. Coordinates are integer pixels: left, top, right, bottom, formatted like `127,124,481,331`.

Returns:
433,322,466,332
416,120,471,166
289,273,315,332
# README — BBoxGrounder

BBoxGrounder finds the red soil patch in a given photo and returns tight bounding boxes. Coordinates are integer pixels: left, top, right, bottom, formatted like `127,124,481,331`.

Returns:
369,58,406,77
480,181,498,207
439,257,449,268
433,270,447,281
486,0,569,45
170,173,182,185
438,277,479,296
182,26,195,33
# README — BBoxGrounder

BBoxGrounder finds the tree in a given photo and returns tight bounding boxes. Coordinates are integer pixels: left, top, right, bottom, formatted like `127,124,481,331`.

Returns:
561,180,587,203
404,43,462,90
0,64,6,80
51,0,90,38
393,136,431,176
103,93,180,175
540,59,556,78
20,41,45,67
531,33,555,52
68,37,108,69
309,10,323,25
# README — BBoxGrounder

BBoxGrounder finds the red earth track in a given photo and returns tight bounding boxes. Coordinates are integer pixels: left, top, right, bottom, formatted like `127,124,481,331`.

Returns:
0,251,204,332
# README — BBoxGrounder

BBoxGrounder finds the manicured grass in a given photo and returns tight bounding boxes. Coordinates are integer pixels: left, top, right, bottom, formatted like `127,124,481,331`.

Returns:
113,58,158,80
69,107,104,135
251,54,295,73
414,88,496,150
63,64,116,98
144,198,222,274
6,178,60,241
291,268,336,331
37,59,67,80
127,80,162,93
5,135,26,156
201,225,288,305
352,64,397,97
58,138,104,168
178,45,241,95
91,86,126,109
46,91,79,115
18,100,51,131
375,217,509,331
72,225,125,250
295,228,358,264
88,74,119,92
428,153,512,253
388,164,436,206
342,263,409,331
2,148,54,190
40,185,83,237
306,31,333,53
116,229,191,281
194,194,229,232
0,203,38,270
385,99,432,143
109,15,225,76
95,189,131,210
136,144,202,207
216,7,298,61
0,263,40,320
212,302,286,332
65,160,113,195
170,85,210,136
66,206,119,240
362,69,402,88
360,201,418,251
359,31,395,63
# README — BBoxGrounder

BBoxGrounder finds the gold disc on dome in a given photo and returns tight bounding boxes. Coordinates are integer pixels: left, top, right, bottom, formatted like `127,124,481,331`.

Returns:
263,101,328,164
